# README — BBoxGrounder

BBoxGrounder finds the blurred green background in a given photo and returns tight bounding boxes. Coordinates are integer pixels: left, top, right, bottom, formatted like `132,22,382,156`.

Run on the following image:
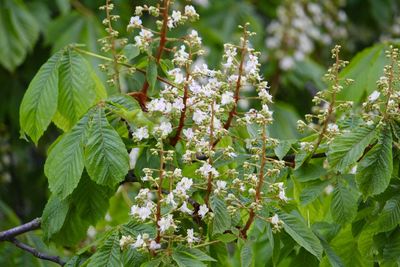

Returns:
0,0,399,234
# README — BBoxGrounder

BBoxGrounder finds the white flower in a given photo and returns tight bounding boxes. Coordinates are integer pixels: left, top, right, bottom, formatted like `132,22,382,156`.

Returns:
129,148,140,169
193,110,207,124
183,128,195,140
258,89,273,103
157,214,176,233
166,192,177,208
188,30,202,46
216,180,227,190
148,98,167,113
350,165,357,174
154,122,173,137
128,16,142,28
179,201,193,214
133,127,149,140
187,229,199,244
174,177,193,197
132,234,144,248
149,240,161,250
221,91,234,105
279,56,295,70
168,68,185,84
135,29,154,49
171,10,182,24
120,235,134,249
368,90,380,102
198,204,209,218
184,5,198,18
324,185,334,195
173,45,189,66
327,123,339,134
130,203,153,221
270,214,280,226
245,54,259,74
199,162,219,178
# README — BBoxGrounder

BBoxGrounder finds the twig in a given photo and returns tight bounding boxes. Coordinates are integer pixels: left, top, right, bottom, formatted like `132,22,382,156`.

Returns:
10,238,66,266
0,218,66,266
0,218,41,241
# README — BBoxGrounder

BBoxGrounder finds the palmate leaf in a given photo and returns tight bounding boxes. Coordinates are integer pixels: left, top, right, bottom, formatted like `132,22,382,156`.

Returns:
327,125,377,173
279,212,323,260
87,232,122,267
84,108,129,186
19,50,64,144
0,0,39,72
356,127,393,197
331,182,357,226
44,111,92,199
54,49,106,132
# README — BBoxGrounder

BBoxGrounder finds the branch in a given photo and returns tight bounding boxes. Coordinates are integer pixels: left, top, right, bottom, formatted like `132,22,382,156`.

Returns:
0,218,41,241
0,218,66,266
10,238,66,266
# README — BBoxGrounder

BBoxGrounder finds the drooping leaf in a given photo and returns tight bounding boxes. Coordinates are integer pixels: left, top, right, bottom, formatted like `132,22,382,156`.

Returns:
293,159,327,182
383,229,400,261
44,112,91,199
299,180,330,205
41,195,69,241
0,0,39,71
172,250,206,267
19,50,64,144
240,241,253,267
279,212,323,260
376,196,400,232
331,182,357,225
356,127,393,197
87,232,121,267
123,44,140,61
210,196,231,235
85,108,129,187
54,49,106,131
328,125,377,172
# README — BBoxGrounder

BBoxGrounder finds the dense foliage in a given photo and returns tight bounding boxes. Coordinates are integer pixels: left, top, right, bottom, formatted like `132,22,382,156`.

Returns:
1,0,400,266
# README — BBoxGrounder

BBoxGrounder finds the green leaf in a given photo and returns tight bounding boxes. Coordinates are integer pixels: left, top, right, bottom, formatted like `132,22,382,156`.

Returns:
240,241,253,267
331,182,357,225
54,49,106,131
279,212,323,260
376,196,400,232
19,50,64,144
41,195,69,241
0,0,39,71
50,173,114,245
172,250,206,267
274,139,295,160
85,108,129,187
293,160,327,182
356,127,393,197
178,247,216,262
123,44,140,61
383,229,400,261
299,180,330,205
215,233,237,243
337,43,387,102
328,125,377,172
318,237,345,267
210,196,231,234
44,112,91,199
146,59,157,90
87,232,121,267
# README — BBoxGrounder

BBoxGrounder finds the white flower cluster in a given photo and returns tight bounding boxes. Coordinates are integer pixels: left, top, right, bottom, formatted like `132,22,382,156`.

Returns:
266,1,347,70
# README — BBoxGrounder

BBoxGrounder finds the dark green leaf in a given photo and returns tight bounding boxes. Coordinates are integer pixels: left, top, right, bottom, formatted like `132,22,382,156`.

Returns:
87,232,121,267
146,59,157,90
210,196,231,234
240,241,253,267
356,127,393,197
331,182,357,225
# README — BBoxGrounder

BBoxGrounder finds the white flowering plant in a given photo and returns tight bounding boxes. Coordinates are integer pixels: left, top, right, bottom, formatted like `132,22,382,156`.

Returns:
5,0,400,266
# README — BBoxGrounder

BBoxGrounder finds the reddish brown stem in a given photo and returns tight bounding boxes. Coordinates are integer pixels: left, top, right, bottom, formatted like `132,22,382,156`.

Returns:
135,0,170,109
241,126,267,238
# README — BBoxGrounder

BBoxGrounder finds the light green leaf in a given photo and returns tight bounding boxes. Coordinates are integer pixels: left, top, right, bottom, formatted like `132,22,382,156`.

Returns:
85,108,129,186
279,212,323,260
356,127,393,197
215,233,237,243
87,232,121,267
337,43,387,102
293,159,326,182
331,182,357,225
210,196,231,234
146,59,157,90
44,112,91,199
54,49,106,131
178,247,216,262
123,44,140,61
377,196,400,232
240,241,253,267
328,125,377,172
19,50,64,144
274,139,295,160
